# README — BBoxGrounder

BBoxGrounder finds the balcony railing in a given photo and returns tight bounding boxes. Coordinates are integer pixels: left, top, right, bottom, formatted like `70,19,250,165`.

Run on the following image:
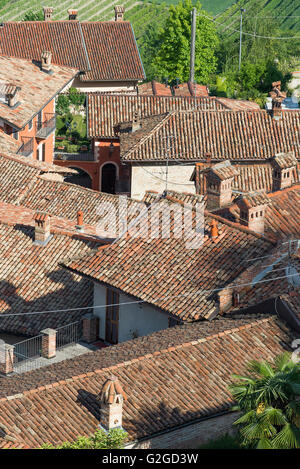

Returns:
35,113,56,139
17,136,34,157
54,151,95,161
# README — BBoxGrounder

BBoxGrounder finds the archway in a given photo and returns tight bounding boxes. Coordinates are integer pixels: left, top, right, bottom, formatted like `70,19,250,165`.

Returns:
101,163,117,194
64,167,92,189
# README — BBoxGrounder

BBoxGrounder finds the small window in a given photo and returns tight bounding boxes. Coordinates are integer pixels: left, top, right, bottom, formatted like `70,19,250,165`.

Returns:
28,119,33,131
12,130,19,140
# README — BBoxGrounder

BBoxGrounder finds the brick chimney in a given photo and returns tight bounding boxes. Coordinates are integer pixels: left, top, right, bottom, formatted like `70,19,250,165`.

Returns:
131,109,141,132
269,81,286,119
34,212,51,245
237,193,268,234
114,5,125,21
68,9,78,20
41,51,52,73
205,160,239,210
43,7,53,21
76,210,84,232
217,287,233,314
271,152,297,191
98,376,126,431
5,85,21,108
210,218,219,239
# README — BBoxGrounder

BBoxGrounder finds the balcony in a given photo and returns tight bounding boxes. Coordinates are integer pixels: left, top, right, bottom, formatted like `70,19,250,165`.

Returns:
54,151,94,162
35,113,56,139
17,136,34,157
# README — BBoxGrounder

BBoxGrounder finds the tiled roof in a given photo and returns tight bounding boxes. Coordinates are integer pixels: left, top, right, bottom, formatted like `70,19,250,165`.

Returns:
0,132,20,154
0,56,78,129
119,109,300,162
0,316,295,447
228,185,300,240
142,190,205,207
216,97,260,110
173,82,209,97
63,202,274,322
0,21,144,82
16,177,144,226
192,161,300,194
138,81,172,96
0,202,101,335
208,160,240,181
87,94,225,138
272,151,298,169
0,153,76,205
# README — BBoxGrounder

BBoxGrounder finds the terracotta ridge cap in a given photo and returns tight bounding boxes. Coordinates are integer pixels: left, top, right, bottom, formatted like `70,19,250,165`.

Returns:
267,184,300,198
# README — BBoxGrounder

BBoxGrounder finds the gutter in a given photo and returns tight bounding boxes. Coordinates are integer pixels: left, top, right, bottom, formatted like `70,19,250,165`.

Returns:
78,22,91,72
130,23,146,81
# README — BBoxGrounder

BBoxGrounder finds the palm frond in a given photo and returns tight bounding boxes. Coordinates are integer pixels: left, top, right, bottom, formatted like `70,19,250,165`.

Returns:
271,423,300,449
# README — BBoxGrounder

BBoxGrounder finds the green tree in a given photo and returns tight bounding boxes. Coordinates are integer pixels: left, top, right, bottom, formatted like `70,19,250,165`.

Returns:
154,0,219,84
230,353,300,449
23,10,44,21
41,428,127,449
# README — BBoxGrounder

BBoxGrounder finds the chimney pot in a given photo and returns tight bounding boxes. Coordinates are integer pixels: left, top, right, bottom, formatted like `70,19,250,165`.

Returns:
76,210,84,232
98,376,126,431
114,5,125,22
5,85,21,108
68,9,78,20
210,218,219,239
41,50,52,73
43,7,53,21
34,212,51,245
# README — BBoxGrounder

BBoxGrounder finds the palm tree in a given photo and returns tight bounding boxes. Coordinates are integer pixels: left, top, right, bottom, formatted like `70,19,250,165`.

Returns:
229,352,300,449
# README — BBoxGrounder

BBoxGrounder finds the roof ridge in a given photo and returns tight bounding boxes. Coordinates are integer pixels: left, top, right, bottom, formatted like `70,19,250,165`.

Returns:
0,316,275,401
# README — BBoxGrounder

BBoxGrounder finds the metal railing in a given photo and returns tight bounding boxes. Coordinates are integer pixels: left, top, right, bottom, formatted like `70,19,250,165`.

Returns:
13,334,43,373
36,113,56,139
54,151,94,162
17,137,34,157
56,321,82,350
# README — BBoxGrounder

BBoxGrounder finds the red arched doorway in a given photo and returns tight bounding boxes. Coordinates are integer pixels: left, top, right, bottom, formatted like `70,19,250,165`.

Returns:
101,163,117,194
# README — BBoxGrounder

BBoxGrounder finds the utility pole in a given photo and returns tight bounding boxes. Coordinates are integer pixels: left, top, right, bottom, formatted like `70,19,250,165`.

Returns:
189,7,196,83
238,8,246,71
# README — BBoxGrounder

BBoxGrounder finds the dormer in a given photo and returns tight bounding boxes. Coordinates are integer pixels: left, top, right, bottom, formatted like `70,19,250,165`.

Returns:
271,152,297,191
236,192,268,234
205,160,239,210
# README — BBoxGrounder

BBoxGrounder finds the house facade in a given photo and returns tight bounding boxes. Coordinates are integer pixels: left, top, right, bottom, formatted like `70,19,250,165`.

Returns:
0,55,78,164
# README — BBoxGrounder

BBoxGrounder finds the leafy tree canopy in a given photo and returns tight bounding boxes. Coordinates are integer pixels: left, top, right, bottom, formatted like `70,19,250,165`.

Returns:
230,353,300,449
23,10,44,21
153,0,219,84
42,428,127,449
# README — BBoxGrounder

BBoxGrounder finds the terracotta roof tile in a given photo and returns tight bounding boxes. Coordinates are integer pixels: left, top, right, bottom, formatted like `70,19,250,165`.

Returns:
120,109,300,162
0,56,77,129
0,316,295,447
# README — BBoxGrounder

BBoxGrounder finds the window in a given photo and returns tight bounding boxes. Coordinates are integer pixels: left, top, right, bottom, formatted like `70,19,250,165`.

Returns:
105,289,119,344
28,119,33,131
12,130,18,140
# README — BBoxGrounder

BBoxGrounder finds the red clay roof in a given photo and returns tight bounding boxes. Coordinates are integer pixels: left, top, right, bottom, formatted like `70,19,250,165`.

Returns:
173,82,209,97
87,94,226,138
63,202,274,322
120,109,300,162
192,161,300,194
138,81,173,97
0,21,144,82
0,55,78,129
0,315,295,447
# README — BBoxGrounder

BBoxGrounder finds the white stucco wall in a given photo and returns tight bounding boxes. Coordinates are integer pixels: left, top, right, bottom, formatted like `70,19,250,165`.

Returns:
72,77,137,93
93,283,170,342
130,164,196,200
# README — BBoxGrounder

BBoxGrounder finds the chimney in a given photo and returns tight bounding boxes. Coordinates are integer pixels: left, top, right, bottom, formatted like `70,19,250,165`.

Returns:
76,210,84,232
131,109,141,132
68,9,78,20
217,288,233,314
114,5,125,21
98,375,126,431
269,81,286,119
205,160,239,210
5,85,21,108
34,212,51,245
41,51,52,73
43,7,53,21
237,193,267,235
210,218,219,239
271,152,297,191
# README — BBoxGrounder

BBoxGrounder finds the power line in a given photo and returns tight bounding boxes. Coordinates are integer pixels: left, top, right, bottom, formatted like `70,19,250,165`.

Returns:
199,13,300,40
0,266,298,319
